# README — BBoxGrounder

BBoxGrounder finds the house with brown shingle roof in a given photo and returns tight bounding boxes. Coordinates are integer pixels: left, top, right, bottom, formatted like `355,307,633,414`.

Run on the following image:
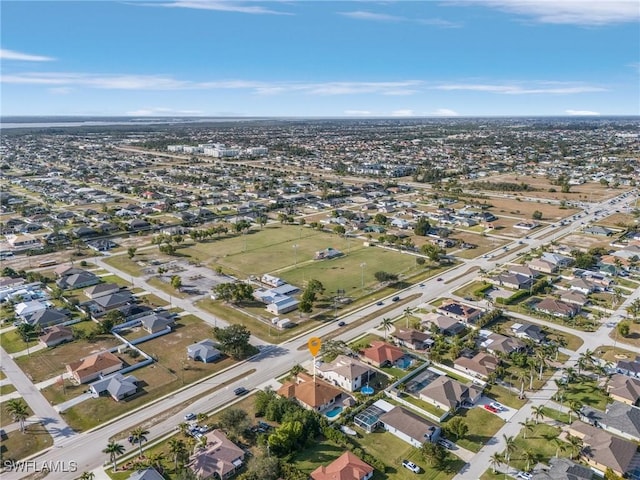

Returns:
454,352,499,380
392,328,434,351
568,421,640,477
436,300,484,325
361,341,404,368
39,325,74,347
607,374,640,406
418,376,482,412
187,429,245,480
534,298,580,318
310,451,374,480
277,372,346,412
66,351,123,384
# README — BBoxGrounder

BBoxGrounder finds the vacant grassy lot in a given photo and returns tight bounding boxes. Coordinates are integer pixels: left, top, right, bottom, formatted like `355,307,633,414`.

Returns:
444,407,505,453
15,334,122,382
280,246,419,297
0,423,53,460
596,344,638,363
511,423,566,471
1,400,34,427
451,232,508,259
103,253,147,277
0,329,33,354
562,379,609,410
486,385,527,410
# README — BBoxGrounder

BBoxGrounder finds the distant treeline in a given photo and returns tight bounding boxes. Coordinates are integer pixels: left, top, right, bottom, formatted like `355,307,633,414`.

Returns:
468,181,537,192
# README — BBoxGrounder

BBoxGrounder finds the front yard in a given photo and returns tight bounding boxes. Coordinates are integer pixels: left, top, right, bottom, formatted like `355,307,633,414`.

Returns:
443,407,505,453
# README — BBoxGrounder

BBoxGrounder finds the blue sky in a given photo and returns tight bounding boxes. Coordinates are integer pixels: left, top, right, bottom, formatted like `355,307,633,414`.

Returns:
2,1,639,117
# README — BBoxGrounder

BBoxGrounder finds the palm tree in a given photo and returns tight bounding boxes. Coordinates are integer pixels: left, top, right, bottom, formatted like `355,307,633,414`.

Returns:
6,399,29,432
196,413,208,424
168,438,188,472
522,449,537,472
177,422,190,437
503,434,516,466
531,405,545,425
535,348,547,380
489,452,503,474
79,472,95,480
380,317,393,340
130,427,149,457
568,401,582,423
552,437,567,458
144,451,165,474
566,434,583,459
519,419,534,440
514,369,527,398
404,307,412,329
103,441,125,472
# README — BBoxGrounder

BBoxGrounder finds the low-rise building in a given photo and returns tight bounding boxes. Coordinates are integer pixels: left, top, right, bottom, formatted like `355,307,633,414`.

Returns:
188,429,245,480
67,351,123,384
310,451,374,480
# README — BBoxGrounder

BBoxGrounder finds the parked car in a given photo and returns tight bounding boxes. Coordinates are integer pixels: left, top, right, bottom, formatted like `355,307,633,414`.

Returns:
438,438,454,449
483,404,499,413
516,472,532,480
234,387,249,396
402,460,421,473
490,402,504,411
184,412,196,421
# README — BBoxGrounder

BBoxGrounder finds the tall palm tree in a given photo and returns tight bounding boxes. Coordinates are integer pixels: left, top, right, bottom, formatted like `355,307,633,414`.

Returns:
177,422,190,437
522,449,537,472
103,441,125,472
79,472,95,480
531,405,545,425
6,399,29,433
489,452,503,474
503,434,516,465
568,401,582,423
144,451,165,474
168,438,188,473
404,307,412,329
515,369,527,398
130,427,149,457
535,348,547,380
380,318,393,340
552,437,567,458
519,419,534,440
566,434,583,459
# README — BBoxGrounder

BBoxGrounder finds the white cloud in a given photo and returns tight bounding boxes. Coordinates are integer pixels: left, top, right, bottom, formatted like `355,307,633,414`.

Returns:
432,108,459,116
391,109,415,117
565,109,600,116
126,107,204,116
155,0,292,15
0,49,55,62
48,87,72,95
344,110,373,116
473,0,640,25
434,82,607,94
339,11,404,22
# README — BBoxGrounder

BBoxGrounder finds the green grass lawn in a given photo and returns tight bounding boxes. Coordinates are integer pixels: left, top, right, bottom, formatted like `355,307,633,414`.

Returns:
0,423,53,460
1,400,34,427
511,423,567,472
562,379,609,410
444,407,505,453
540,407,571,424
0,384,16,395
0,329,32,354
103,254,146,277
486,385,527,410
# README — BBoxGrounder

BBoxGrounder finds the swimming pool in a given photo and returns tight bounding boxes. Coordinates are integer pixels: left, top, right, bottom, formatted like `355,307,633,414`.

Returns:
325,406,343,419
396,357,413,369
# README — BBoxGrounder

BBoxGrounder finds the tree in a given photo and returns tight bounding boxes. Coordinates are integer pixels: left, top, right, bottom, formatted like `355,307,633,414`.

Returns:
568,401,582,423
532,210,543,220
373,271,398,283
531,405,545,424
617,320,631,337
16,322,36,343
489,452,503,474
333,225,346,236
130,427,149,457
213,324,255,359
168,438,188,472
503,434,516,466
373,213,388,225
420,243,442,262
79,472,95,480
553,437,567,458
239,455,281,480
566,434,583,459
127,247,137,259
380,318,393,340
219,408,250,439
414,217,430,236
420,442,446,469
6,399,29,432
103,441,126,471
446,416,468,441
268,420,304,456
522,449,537,472
171,275,182,291
519,419,534,439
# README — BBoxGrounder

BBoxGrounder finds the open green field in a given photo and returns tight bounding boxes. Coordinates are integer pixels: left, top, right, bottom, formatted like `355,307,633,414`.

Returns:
0,423,53,461
562,379,609,410
444,407,505,453
511,423,566,472
280,246,420,296
0,329,33,354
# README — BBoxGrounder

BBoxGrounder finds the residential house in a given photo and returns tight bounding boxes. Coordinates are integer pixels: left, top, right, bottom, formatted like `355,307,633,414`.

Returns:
67,351,123,384
361,341,405,368
529,258,557,274
25,308,69,327
317,355,376,392
419,313,466,336
39,325,74,347
568,421,640,477
277,372,346,412
418,376,482,412
5,233,42,251
15,300,49,320
454,352,499,380
89,373,139,401
436,300,483,325
568,278,596,295
534,298,580,318
84,283,120,300
392,328,434,351
510,322,546,343
580,402,640,442
479,330,526,355
57,270,100,290
560,290,589,307
87,239,117,252
141,313,175,334
616,355,640,378
187,429,245,480
508,265,539,279
90,291,135,313
310,451,374,480
607,374,640,406
379,405,441,447
583,225,614,236
489,272,533,291
531,457,593,480
127,468,165,480
541,252,574,268
261,274,285,288
187,339,221,363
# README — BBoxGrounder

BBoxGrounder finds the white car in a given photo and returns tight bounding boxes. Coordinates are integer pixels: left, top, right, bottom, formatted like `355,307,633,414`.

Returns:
516,472,532,480
402,460,421,473
490,402,504,411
